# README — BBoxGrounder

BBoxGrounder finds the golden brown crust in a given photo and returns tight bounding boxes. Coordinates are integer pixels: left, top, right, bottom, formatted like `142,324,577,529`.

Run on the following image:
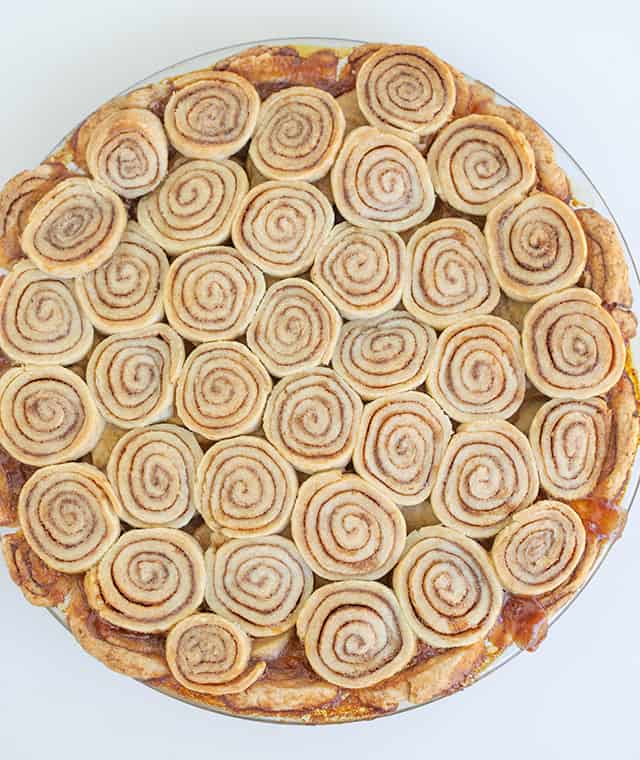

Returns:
0,446,35,527
1,531,73,606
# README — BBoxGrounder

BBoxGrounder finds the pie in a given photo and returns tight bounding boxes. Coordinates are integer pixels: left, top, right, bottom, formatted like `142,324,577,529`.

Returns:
0,41,637,724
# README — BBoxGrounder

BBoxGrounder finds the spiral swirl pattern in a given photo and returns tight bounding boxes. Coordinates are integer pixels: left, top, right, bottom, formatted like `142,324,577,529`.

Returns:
392,526,503,648
291,471,406,580
0,260,93,365
246,278,341,377
427,115,536,216
198,435,298,537
331,126,435,231
18,463,120,573
86,108,169,199
529,397,609,500
403,219,500,328
163,246,265,342
356,45,455,139
263,368,363,474
353,391,452,505
427,315,525,422
333,311,436,400
296,580,416,688
86,324,185,428
20,177,127,277
249,86,345,182
107,424,202,528
485,193,587,301
175,341,272,441
232,180,334,277
0,366,104,466
137,159,248,255
75,221,168,334
205,535,313,636
431,420,539,538
165,612,266,696
522,288,626,399
85,527,206,633
311,223,406,320
164,71,260,160
491,500,586,596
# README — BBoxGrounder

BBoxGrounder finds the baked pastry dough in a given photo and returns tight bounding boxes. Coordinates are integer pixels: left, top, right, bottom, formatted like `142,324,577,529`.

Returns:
21,177,127,277
232,180,334,276
75,221,168,334
403,219,500,328
18,463,120,573
0,260,93,365
263,368,363,474
175,341,271,441
164,71,260,160
291,470,406,580
197,435,297,537
86,324,185,428
522,288,625,398
163,246,265,342
311,223,406,319
0,366,104,466
205,535,313,636
107,423,202,528
353,391,452,505
249,86,345,182
485,193,587,301
137,158,248,254
333,311,436,400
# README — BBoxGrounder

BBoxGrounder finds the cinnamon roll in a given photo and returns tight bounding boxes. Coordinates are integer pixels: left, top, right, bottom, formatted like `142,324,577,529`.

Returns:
165,612,266,695
426,315,525,422
296,580,416,688
197,435,297,537
231,180,334,277
263,368,363,474
331,126,435,231
353,391,452,505
311,223,406,320
107,424,202,528
246,278,341,377
175,341,271,441
75,221,168,334
205,535,313,636
332,311,436,400
137,159,248,255
427,115,536,216
18,463,120,573
485,193,587,301
522,288,626,398
403,219,500,328
163,246,265,342
84,527,206,633
249,86,345,182
356,45,455,139
430,420,539,538
529,397,609,500
86,324,185,428
0,260,93,365
291,470,406,580
86,108,169,198
20,177,127,277
164,71,260,160
393,526,503,647
491,500,586,596
0,366,104,466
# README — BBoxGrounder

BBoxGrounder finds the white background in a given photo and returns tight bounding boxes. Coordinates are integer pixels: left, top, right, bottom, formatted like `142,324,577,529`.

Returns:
1,1,639,758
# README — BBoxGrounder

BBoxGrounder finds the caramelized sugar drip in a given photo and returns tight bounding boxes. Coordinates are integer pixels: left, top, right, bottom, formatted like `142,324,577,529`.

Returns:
500,595,549,652
0,448,35,527
570,497,627,542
